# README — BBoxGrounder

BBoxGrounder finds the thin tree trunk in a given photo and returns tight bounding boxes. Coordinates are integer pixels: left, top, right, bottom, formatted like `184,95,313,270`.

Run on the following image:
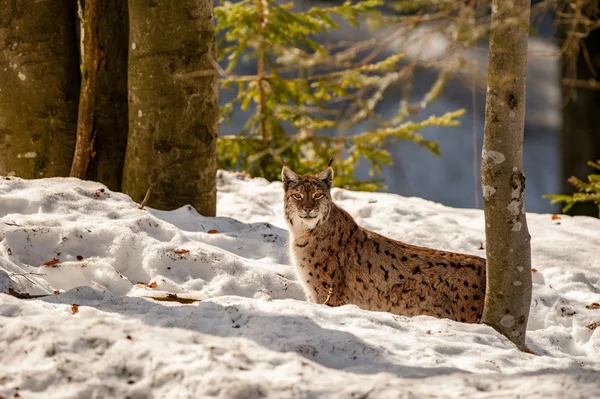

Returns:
0,1,80,178
481,0,532,350
71,0,102,179
87,0,129,191
123,0,218,216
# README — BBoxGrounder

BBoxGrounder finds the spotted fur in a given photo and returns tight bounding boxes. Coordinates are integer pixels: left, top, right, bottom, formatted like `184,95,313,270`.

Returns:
282,166,486,323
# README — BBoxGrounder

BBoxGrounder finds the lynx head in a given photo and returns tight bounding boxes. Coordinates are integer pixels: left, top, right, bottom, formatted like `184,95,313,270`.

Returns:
282,166,334,234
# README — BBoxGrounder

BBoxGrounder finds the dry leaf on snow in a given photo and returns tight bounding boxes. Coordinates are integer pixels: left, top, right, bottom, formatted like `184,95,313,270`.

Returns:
42,258,60,267
71,304,79,314
147,281,157,288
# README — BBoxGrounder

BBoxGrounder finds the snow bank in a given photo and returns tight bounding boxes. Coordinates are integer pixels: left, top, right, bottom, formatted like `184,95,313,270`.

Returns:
1,171,599,398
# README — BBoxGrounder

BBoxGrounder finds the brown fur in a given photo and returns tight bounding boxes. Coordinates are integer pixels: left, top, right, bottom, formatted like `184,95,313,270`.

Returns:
282,166,486,323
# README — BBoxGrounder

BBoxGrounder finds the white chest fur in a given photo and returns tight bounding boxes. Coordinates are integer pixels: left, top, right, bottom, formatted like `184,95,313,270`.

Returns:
287,236,319,303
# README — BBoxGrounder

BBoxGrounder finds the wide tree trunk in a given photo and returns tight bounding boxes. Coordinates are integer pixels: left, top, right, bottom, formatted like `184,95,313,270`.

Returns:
0,1,80,178
123,0,218,216
560,22,600,217
87,0,129,191
481,0,533,350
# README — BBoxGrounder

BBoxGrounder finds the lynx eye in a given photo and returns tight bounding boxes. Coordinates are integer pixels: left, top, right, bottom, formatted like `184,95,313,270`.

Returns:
291,193,303,200
314,193,324,199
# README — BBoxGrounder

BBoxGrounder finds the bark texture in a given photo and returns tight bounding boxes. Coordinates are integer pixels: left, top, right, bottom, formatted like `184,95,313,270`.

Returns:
481,0,532,350
123,0,218,215
0,0,80,178
87,0,129,191
70,0,102,179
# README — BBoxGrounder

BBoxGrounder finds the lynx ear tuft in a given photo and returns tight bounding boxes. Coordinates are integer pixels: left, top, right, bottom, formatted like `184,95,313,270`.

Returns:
282,166,299,190
316,167,333,189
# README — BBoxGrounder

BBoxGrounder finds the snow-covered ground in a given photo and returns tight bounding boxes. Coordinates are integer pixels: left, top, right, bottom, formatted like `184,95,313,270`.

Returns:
1,171,599,398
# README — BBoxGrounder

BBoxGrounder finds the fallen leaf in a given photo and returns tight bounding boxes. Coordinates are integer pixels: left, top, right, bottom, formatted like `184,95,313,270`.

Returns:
144,294,201,304
147,281,157,288
76,255,84,261
531,268,537,273
42,258,60,267
587,322,598,330
174,249,190,254
551,214,560,220
566,311,576,317
54,290,60,294
207,229,218,234
92,188,106,198
478,242,484,250
126,335,133,340
71,304,79,314
522,346,537,355
586,303,600,310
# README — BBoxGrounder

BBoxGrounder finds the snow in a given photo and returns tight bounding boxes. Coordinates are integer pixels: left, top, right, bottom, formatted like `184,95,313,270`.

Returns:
1,171,600,398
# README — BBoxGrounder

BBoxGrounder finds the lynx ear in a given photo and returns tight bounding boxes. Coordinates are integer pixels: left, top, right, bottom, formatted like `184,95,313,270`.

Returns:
282,166,299,190
316,167,333,189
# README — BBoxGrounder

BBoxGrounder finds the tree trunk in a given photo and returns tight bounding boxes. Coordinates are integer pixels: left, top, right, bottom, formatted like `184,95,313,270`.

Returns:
0,1,80,178
123,0,218,216
70,0,102,179
87,0,129,191
481,0,532,350
560,22,600,217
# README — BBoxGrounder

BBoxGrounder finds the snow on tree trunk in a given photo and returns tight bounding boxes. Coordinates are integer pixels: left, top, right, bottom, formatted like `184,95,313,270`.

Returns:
0,1,80,178
481,0,532,350
122,0,218,216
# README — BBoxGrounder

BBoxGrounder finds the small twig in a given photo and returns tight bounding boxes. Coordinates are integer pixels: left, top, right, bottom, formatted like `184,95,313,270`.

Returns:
144,293,201,304
561,77,600,90
139,186,153,210
8,272,45,285
4,221,22,227
323,286,334,306
8,272,46,277
7,288,51,300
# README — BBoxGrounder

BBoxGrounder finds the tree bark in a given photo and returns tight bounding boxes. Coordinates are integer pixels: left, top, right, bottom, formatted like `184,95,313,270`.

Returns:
70,0,102,179
481,0,532,350
87,0,129,191
0,0,80,178
123,0,218,216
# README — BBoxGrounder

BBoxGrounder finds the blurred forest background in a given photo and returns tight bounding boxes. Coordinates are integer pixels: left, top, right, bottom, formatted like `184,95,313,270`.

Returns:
1,0,599,216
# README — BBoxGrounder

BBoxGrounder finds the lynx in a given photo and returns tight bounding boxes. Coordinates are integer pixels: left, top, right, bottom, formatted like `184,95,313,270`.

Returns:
282,166,486,323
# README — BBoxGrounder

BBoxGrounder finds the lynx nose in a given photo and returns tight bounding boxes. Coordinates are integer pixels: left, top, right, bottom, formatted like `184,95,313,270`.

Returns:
299,209,318,219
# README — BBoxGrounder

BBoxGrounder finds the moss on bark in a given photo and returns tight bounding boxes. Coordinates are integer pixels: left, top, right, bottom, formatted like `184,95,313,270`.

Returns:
0,0,80,178
122,0,218,216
